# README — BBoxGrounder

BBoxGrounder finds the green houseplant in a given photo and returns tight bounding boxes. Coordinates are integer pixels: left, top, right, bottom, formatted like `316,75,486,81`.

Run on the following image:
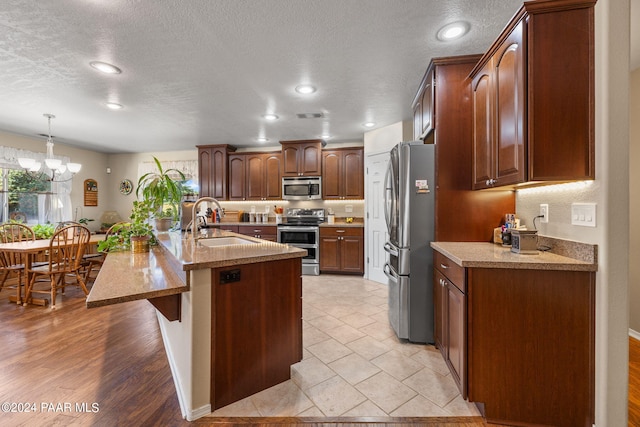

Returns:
136,156,186,231
97,200,155,253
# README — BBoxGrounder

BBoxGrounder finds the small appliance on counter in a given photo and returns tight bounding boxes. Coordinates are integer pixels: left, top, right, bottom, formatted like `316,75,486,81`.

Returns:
510,230,538,254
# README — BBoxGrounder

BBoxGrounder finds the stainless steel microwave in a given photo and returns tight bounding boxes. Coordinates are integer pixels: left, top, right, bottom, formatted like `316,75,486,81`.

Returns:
282,176,322,200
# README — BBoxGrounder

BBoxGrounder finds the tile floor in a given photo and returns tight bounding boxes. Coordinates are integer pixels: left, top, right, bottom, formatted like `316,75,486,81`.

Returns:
209,274,480,418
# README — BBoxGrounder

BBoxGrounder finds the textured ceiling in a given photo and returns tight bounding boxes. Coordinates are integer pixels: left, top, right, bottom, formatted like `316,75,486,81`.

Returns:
1,1,533,153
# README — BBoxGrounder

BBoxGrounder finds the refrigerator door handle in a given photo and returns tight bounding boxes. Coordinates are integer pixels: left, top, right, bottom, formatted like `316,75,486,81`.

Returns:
383,161,392,233
383,242,398,257
383,263,398,283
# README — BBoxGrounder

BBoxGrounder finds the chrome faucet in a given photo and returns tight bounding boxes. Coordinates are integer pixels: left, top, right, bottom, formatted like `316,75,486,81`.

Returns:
191,197,224,243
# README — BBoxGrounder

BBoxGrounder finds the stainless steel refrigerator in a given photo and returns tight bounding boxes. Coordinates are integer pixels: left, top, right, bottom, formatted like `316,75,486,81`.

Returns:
383,141,434,343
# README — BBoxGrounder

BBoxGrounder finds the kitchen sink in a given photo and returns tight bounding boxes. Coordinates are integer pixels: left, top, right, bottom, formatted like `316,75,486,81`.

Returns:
198,236,257,247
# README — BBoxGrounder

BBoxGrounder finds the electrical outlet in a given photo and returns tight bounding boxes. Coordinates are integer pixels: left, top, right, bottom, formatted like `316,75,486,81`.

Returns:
539,203,549,223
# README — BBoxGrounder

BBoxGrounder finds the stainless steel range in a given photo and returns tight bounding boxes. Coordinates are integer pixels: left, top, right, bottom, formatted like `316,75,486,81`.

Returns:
277,208,325,276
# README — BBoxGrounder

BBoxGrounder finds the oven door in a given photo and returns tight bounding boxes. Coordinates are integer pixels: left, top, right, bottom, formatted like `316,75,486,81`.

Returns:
277,226,319,263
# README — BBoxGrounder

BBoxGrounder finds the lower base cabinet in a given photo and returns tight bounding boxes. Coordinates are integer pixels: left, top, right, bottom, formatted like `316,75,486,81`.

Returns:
319,226,364,274
434,250,595,427
237,225,277,242
211,258,302,410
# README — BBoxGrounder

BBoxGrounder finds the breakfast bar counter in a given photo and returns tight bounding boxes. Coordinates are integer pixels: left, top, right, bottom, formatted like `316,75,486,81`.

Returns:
86,230,306,421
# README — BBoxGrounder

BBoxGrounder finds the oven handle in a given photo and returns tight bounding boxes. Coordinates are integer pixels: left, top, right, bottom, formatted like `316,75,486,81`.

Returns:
383,242,398,257
277,226,319,232
383,263,398,284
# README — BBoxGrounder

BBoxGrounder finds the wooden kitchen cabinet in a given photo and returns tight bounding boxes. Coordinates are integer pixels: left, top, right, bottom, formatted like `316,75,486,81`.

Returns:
319,226,363,274
321,148,364,200
432,248,595,427
471,21,525,189
280,140,323,177
421,56,514,242
229,152,281,201
412,66,434,140
237,225,277,242
197,144,237,200
470,0,596,189
433,251,467,397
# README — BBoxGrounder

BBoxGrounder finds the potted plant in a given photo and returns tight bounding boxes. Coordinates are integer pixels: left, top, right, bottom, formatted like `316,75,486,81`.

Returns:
128,199,155,253
136,157,185,232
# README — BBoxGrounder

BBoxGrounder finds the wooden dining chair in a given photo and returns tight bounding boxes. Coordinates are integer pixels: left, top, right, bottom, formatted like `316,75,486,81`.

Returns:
24,224,91,308
0,223,36,304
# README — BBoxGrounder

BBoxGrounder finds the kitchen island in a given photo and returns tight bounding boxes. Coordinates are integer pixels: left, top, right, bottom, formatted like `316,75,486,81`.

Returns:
87,229,306,421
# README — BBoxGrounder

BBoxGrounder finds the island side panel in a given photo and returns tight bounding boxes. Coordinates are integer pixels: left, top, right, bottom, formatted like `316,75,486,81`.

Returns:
467,268,595,427
211,258,302,410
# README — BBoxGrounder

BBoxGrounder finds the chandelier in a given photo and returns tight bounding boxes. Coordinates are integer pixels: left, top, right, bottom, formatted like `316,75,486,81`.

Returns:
17,114,82,182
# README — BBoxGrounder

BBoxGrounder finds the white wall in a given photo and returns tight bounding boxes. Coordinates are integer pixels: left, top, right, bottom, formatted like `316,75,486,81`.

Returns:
0,131,109,232
516,0,629,424
631,67,640,334
363,120,411,155
104,150,198,225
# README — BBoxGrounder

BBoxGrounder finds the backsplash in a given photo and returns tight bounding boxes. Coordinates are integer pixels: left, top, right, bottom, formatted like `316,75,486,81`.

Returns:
217,199,365,219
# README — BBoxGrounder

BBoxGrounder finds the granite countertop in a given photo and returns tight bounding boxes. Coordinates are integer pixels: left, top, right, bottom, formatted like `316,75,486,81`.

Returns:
431,241,598,272
87,230,306,308
156,229,306,270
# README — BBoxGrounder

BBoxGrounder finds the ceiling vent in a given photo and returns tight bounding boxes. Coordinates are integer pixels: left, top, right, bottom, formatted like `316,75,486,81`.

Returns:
296,112,324,119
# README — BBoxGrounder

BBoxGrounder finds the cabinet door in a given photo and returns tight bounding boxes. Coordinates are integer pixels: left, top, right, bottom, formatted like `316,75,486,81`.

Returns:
447,281,466,397
281,144,300,176
198,147,213,198
341,236,364,274
322,151,341,199
319,235,340,271
494,20,525,186
342,149,364,199
245,153,265,200
300,143,322,176
228,154,246,201
433,269,448,355
472,63,494,190
413,100,422,140
421,68,434,137
263,153,282,200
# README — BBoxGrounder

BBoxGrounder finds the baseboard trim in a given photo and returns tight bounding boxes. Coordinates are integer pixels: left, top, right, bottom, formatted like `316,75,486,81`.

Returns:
630,328,640,341
156,312,189,421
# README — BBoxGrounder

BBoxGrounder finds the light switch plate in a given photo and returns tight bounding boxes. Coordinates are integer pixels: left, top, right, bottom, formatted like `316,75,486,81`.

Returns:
571,203,597,227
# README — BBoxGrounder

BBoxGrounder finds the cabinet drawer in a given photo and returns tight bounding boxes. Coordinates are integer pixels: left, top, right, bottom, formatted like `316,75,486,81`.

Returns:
319,226,363,238
434,251,465,292
238,225,276,236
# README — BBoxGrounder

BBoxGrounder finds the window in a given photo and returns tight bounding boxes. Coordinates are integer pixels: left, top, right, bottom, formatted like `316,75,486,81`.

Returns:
1,168,52,223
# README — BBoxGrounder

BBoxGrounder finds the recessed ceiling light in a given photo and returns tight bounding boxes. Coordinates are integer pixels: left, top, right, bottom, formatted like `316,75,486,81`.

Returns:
295,84,316,94
89,61,122,74
436,21,470,41
363,122,376,128
257,137,269,142
106,102,123,110
321,134,331,139
262,114,279,121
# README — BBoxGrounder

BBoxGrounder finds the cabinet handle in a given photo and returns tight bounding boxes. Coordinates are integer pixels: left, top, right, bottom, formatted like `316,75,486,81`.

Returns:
336,230,345,233
440,263,449,269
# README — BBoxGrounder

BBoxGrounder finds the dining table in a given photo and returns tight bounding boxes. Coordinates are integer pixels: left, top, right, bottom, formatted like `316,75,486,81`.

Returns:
0,233,104,306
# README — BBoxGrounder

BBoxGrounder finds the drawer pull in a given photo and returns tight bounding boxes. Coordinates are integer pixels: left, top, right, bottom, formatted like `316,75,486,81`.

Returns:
336,230,345,233
440,263,449,269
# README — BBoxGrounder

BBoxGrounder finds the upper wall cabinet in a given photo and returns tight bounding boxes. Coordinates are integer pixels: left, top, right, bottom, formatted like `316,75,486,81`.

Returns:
412,67,435,140
322,148,364,200
280,140,323,177
229,152,282,201
197,144,237,199
469,0,596,190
